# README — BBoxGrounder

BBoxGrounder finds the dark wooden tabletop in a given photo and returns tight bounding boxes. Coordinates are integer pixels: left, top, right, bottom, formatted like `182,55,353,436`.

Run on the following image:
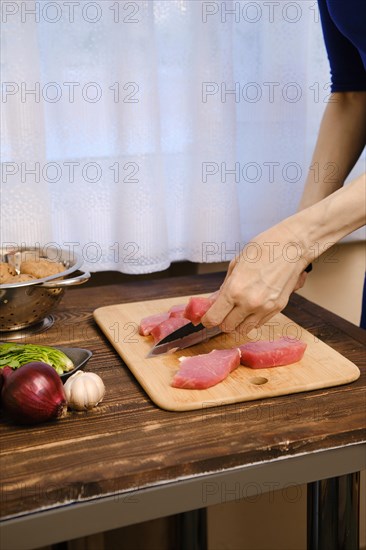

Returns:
1,272,365,521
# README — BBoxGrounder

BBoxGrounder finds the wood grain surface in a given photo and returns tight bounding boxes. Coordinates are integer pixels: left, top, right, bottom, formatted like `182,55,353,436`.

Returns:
0,273,365,520
94,296,360,411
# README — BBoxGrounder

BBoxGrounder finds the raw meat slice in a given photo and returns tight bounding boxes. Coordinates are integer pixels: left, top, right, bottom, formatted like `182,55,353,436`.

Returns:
172,349,241,389
168,304,187,318
138,313,170,336
150,317,190,344
239,338,307,369
183,296,215,325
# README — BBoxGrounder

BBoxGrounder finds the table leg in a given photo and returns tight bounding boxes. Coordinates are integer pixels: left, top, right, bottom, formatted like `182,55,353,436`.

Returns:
173,509,207,550
307,472,360,550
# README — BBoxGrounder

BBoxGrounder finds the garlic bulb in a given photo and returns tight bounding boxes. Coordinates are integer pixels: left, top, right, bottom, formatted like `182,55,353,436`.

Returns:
64,371,105,411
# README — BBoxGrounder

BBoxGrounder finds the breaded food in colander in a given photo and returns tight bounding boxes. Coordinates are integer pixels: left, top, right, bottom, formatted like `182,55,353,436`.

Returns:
0,262,17,284
20,259,65,279
9,274,37,283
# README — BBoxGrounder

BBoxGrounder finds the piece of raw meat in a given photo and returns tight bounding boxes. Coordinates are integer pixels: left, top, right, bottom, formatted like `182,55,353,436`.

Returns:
138,313,170,336
168,304,187,318
171,348,241,389
150,316,191,344
183,296,215,325
239,337,307,369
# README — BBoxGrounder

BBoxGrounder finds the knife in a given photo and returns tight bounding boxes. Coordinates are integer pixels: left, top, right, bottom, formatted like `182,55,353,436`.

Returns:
147,323,222,357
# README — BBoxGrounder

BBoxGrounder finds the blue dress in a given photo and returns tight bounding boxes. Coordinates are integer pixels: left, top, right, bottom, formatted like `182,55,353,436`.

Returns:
318,0,366,91
318,0,366,327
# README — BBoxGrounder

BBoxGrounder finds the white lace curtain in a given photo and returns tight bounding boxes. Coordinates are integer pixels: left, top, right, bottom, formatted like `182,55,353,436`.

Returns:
1,1,364,273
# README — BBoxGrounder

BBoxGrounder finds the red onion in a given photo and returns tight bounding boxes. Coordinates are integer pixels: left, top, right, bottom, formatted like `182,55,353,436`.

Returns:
0,368,5,397
1,363,67,425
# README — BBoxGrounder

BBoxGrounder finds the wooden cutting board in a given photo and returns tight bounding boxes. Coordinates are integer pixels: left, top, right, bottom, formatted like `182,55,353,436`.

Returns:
93,295,360,411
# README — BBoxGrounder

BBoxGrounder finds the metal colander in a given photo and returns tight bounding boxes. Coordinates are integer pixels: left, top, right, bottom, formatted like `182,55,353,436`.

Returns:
0,246,90,332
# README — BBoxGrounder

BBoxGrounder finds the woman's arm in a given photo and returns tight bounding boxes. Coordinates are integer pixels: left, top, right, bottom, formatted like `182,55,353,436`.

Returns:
296,173,365,259
201,91,366,334
202,174,366,334
299,91,366,209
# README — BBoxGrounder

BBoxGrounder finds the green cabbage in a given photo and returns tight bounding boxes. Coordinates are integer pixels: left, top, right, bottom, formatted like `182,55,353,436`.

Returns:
0,343,74,375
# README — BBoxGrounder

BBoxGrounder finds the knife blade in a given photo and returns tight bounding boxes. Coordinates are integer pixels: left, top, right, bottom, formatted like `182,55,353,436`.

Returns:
147,323,222,357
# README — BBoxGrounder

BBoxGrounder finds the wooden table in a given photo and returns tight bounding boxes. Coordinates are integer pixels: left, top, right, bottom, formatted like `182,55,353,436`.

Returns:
1,273,365,550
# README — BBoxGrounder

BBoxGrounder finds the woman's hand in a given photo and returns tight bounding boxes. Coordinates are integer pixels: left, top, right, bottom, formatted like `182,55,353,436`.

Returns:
201,223,309,335
202,173,365,335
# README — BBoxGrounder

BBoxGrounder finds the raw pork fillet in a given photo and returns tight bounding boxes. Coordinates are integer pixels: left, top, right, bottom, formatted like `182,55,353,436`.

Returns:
139,313,170,336
150,317,190,344
183,296,215,325
172,349,241,389
239,337,307,369
168,304,187,318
